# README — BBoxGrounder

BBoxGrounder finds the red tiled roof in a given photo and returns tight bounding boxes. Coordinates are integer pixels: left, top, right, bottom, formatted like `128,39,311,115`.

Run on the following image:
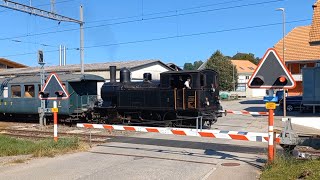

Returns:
230,60,256,74
274,26,320,61
310,0,320,44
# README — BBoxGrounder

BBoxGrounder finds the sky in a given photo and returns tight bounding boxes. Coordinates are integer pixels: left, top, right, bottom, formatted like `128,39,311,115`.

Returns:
0,0,316,68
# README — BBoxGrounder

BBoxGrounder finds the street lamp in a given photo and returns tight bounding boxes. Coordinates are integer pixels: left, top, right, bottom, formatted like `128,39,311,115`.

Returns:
276,7,287,117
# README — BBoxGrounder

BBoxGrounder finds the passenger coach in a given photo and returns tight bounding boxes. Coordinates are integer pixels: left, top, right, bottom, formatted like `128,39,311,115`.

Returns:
0,74,105,121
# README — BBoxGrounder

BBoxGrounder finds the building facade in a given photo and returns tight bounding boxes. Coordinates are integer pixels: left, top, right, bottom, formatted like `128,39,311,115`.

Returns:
274,0,320,95
231,60,266,97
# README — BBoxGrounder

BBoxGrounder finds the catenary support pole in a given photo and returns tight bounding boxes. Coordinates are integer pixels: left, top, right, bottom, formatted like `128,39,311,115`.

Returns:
80,5,84,74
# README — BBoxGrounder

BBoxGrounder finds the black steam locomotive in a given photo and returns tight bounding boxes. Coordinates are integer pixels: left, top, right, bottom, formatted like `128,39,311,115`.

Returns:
94,66,223,127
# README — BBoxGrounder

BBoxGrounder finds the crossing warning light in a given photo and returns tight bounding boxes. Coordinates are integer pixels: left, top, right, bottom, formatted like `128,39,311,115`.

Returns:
247,48,296,89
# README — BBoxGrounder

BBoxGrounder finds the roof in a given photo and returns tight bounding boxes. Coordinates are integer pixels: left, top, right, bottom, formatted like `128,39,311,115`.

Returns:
230,60,256,74
166,63,182,71
0,59,170,76
0,74,105,84
161,69,217,74
0,58,28,68
274,26,320,61
310,0,320,44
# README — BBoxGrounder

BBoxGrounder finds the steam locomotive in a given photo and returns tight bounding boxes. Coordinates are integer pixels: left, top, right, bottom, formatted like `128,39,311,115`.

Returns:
94,66,223,127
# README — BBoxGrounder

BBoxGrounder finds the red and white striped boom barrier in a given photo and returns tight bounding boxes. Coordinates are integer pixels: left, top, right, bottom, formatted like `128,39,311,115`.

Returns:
77,123,280,143
225,110,269,116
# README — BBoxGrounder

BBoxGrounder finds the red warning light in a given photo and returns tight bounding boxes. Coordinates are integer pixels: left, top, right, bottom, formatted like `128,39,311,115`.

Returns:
279,76,286,83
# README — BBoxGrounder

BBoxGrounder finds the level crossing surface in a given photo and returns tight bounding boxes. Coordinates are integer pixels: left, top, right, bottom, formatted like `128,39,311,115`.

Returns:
0,132,266,180
0,98,317,179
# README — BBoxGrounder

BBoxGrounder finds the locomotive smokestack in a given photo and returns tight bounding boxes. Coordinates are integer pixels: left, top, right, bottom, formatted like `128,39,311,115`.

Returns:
109,66,116,83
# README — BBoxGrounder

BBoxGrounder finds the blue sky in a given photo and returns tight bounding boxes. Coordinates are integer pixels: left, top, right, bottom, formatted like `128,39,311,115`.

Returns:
0,0,315,67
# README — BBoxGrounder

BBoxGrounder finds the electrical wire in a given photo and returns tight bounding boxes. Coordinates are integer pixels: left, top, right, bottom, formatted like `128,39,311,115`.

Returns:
1,18,310,58
0,0,285,42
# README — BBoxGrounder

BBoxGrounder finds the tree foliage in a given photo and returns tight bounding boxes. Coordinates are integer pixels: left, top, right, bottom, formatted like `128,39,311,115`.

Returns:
205,50,238,91
183,60,203,70
232,52,260,65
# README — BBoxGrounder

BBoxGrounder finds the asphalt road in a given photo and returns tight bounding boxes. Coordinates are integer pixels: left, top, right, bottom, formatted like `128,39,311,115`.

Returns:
0,98,317,180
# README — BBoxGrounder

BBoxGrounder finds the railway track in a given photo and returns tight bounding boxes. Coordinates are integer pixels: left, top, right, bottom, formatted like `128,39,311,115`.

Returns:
0,128,112,144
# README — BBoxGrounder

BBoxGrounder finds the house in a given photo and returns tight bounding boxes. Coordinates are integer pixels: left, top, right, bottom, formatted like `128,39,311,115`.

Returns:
274,0,320,95
0,58,27,69
231,60,266,97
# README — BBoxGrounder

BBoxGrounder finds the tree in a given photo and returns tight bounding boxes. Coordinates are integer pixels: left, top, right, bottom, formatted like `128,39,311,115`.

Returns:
183,63,194,70
183,60,203,70
205,50,238,91
232,52,260,65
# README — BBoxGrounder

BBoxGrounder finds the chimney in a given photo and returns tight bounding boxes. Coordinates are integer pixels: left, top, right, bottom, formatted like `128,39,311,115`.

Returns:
109,66,116,83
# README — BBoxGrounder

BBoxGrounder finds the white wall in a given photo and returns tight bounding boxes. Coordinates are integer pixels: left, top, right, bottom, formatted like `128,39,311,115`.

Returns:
282,117,320,130
236,74,266,97
131,64,170,80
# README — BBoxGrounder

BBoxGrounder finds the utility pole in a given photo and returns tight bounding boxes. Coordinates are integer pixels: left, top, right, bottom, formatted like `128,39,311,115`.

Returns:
50,0,55,13
277,8,286,117
0,0,85,74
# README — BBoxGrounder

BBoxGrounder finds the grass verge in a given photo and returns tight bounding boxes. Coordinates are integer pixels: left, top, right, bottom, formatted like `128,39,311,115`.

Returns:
260,156,320,180
0,135,88,157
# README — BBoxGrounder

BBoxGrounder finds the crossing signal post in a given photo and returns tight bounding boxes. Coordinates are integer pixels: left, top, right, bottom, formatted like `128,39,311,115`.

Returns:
247,48,296,163
39,73,69,142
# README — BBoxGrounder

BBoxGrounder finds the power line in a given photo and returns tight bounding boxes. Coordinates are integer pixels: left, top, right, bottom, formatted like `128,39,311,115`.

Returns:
83,19,309,49
88,0,252,24
0,0,284,42
1,18,310,58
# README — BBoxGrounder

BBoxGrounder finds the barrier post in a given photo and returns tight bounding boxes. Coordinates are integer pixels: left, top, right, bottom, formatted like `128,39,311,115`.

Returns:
53,101,58,142
265,100,276,163
273,131,277,159
268,108,274,163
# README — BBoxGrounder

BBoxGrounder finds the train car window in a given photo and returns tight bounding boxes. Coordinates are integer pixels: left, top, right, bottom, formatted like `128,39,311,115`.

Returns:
11,85,21,98
24,85,35,98
200,74,205,87
3,87,8,98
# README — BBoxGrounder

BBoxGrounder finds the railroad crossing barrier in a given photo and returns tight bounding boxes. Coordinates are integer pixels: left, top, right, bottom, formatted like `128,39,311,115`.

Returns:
77,123,280,143
223,110,269,116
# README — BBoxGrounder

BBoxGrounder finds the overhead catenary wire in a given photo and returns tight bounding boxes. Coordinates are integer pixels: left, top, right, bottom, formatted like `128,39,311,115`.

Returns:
1,18,310,58
0,0,285,42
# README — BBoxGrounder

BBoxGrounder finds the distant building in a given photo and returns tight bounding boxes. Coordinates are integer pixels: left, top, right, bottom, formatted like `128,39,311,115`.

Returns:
166,63,182,71
274,0,320,95
0,59,174,99
0,59,172,79
231,60,266,97
0,58,27,70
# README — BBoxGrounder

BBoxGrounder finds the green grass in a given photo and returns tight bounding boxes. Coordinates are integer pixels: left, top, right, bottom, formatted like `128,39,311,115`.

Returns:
0,135,87,157
260,156,320,180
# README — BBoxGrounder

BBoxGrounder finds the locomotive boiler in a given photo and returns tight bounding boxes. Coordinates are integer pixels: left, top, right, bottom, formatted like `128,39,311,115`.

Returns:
95,66,223,127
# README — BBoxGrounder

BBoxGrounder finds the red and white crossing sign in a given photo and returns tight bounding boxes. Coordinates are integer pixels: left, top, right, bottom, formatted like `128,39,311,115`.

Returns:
39,73,69,100
247,48,296,89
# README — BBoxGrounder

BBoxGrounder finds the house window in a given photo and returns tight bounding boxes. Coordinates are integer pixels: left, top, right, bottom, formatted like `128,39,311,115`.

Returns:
236,83,246,92
316,62,320,67
245,76,250,80
11,85,21,98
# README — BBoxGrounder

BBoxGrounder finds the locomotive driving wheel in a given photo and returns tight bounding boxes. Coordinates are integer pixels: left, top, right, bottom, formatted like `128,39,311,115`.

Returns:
163,112,177,127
